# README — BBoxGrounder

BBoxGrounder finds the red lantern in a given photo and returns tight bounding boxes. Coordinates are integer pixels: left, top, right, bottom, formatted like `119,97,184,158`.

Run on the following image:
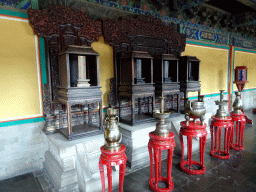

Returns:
234,66,248,92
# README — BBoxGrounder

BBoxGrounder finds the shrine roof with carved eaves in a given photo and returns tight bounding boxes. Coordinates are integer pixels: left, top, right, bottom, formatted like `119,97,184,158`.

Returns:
27,5,102,42
103,14,186,54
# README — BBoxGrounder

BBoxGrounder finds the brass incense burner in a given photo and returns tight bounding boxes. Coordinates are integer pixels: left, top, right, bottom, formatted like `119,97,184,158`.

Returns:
215,90,228,118
104,108,121,151
185,95,206,125
154,95,171,137
232,91,243,115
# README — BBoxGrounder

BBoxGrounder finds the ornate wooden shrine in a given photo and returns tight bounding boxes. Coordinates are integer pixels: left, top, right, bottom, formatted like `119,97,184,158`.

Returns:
103,15,186,125
179,56,201,112
154,54,180,112
28,6,103,138
58,45,103,139
118,50,154,125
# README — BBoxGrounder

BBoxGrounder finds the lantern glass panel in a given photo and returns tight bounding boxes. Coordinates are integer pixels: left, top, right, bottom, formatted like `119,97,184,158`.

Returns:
239,70,243,81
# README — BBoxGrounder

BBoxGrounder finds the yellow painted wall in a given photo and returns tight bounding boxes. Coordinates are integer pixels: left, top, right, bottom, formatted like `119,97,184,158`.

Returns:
0,15,42,122
234,50,256,90
182,44,229,96
91,36,114,107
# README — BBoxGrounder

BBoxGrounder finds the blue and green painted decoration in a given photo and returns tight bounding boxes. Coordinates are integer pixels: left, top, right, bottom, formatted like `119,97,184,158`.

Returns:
0,0,38,9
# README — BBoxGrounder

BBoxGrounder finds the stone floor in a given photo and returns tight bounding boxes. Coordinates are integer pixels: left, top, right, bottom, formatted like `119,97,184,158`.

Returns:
0,110,256,192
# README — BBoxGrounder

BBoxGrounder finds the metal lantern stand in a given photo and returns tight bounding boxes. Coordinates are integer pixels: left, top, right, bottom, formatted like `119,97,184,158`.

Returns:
230,113,246,151
230,66,251,151
210,116,233,159
148,132,175,192
179,121,207,175
99,145,127,192
233,66,252,124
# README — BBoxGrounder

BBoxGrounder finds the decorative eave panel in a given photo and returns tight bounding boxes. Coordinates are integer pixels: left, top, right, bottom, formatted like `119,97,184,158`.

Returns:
179,22,230,45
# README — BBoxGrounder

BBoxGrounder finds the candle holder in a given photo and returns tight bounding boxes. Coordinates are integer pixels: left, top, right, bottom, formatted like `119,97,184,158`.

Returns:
215,90,228,118
154,94,171,137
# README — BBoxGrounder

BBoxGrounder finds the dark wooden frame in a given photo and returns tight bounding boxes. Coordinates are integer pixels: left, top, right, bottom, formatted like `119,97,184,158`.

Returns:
118,51,155,125
103,15,186,125
154,54,180,113
57,45,103,140
179,56,201,108
27,5,103,138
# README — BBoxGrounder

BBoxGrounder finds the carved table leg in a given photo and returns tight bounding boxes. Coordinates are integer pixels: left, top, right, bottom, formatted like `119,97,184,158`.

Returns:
187,136,193,170
99,160,105,192
210,124,213,152
131,96,135,125
158,149,162,177
67,103,72,136
177,93,180,113
148,143,153,182
180,132,184,165
154,148,159,187
119,163,126,192
107,165,112,192
218,127,221,156
138,98,141,115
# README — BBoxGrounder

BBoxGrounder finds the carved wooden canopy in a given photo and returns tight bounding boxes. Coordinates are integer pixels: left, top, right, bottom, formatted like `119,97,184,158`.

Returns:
27,5,102,43
103,15,186,55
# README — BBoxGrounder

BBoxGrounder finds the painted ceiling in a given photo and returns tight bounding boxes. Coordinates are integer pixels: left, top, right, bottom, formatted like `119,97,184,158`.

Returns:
1,0,256,39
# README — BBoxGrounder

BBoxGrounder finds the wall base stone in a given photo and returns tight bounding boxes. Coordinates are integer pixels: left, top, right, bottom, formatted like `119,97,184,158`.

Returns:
44,133,120,192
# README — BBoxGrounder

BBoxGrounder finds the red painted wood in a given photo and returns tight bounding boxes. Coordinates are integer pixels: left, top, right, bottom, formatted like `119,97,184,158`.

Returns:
148,132,176,192
228,46,232,112
230,113,246,151
210,116,233,159
99,144,127,192
179,121,207,175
